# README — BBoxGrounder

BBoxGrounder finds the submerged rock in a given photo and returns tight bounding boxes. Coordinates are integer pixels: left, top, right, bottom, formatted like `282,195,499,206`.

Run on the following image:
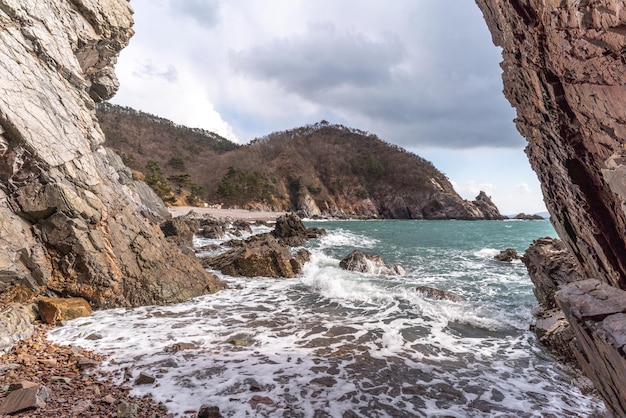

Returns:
415,286,464,302
494,248,520,262
339,250,406,275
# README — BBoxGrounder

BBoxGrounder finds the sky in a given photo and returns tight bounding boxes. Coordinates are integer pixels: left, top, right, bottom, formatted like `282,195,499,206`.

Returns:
110,0,547,215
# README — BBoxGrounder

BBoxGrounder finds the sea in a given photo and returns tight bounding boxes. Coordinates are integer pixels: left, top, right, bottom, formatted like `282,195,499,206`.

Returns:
47,219,605,417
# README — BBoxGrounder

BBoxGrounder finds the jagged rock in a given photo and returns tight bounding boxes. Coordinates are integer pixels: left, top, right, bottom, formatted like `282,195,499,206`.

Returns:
557,280,626,416
0,304,37,353
522,238,584,310
160,216,201,247
494,248,520,262
38,298,92,325
415,286,464,302
0,384,50,415
0,1,225,309
472,191,506,220
339,250,406,276
475,2,626,412
202,235,309,278
273,213,309,246
522,238,584,364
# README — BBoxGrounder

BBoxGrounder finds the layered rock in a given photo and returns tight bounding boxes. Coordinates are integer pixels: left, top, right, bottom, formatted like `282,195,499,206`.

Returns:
522,237,584,364
475,0,626,414
0,0,224,308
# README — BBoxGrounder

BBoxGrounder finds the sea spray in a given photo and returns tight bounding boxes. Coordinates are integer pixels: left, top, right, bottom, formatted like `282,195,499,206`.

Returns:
48,219,604,417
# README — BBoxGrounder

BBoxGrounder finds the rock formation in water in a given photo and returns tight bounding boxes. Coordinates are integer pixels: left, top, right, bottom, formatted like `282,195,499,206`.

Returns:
0,0,224,309
475,0,626,414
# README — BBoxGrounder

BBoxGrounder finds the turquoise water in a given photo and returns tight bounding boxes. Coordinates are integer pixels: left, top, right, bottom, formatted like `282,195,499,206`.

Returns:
48,219,604,417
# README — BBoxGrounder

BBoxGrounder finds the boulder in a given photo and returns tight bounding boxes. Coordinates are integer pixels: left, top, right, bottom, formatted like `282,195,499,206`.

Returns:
38,297,93,325
202,235,310,278
160,216,201,246
0,384,50,415
339,250,406,275
494,248,520,262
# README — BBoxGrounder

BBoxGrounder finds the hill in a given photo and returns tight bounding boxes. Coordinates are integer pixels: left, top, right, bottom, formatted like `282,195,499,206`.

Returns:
96,103,503,219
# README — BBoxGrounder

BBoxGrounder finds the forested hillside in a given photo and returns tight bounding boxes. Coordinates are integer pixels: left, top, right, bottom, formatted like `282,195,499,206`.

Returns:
97,103,502,219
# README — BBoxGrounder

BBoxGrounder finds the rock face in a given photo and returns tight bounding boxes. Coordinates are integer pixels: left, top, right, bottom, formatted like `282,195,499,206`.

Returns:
475,1,626,414
522,237,583,364
0,1,224,308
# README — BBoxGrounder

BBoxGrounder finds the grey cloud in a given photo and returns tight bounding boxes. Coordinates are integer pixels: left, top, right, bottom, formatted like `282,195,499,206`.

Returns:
169,0,221,29
232,22,405,93
226,3,523,149
133,62,178,83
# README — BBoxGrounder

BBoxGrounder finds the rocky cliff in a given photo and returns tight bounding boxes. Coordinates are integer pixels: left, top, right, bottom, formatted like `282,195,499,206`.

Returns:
475,0,626,414
0,0,224,308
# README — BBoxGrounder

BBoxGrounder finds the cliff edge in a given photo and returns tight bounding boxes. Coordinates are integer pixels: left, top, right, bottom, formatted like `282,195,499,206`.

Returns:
0,0,224,308
475,0,626,415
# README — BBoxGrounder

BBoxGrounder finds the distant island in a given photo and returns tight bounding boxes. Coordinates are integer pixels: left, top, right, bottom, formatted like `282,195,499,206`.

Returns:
97,103,504,220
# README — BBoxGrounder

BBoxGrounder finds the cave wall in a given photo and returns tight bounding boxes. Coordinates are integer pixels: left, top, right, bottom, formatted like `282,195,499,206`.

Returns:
0,0,224,308
475,0,626,415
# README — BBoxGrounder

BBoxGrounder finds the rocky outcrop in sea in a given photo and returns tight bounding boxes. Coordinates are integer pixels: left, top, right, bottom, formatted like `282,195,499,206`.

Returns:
0,1,224,309
476,0,626,414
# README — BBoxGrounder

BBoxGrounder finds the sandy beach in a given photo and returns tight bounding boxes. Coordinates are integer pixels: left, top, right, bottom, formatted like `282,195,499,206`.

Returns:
168,206,286,222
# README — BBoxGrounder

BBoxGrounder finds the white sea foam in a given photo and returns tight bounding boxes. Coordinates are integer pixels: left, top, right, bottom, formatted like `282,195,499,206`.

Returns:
47,221,604,417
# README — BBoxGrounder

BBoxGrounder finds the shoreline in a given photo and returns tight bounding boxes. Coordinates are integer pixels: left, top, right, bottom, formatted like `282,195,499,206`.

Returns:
168,206,286,222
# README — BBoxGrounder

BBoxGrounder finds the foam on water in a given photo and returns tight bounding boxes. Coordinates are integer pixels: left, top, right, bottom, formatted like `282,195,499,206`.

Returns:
47,220,604,417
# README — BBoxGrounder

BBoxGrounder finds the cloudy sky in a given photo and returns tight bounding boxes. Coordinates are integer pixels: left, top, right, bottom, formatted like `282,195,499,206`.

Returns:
110,0,547,215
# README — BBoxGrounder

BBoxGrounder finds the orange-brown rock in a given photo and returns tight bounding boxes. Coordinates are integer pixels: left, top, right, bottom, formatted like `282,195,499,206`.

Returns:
475,0,626,414
38,298,93,325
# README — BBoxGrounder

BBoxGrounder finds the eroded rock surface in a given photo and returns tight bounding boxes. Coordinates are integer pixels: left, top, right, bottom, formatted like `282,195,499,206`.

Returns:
475,0,626,414
339,250,406,276
0,0,224,308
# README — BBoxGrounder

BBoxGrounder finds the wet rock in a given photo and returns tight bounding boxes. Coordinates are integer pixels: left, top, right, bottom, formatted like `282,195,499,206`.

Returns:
164,342,198,352
134,372,156,385
340,250,406,275
161,215,201,246
272,213,309,246
38,298,92,325
0,384,50,414
522,238,584,364
557,280,626,416
493,248,520,262
522,238,584,310
311,376,337,387
198,404,223,418
415,286,464,302
202,235,309,278
248,395,274,409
